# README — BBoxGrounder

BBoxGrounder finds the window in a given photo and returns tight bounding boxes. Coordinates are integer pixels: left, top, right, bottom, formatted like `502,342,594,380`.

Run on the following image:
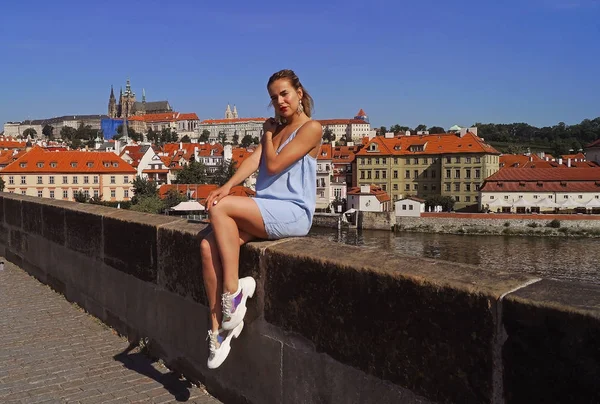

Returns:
124,176,129,184
432,185,437,191
534,195,539,199
367,158,372,165
49,176,55,184
37,176,42,184
455,196,460,202
405,170,410,179
413,170,418,179
37,162,44,168
423,184,428,191
409,205,414,210
466,183,471,192
84,176,89,184
50,162,57,168
382,184,387,191
382,158,386,164
578,195,583,199
405,184,410,191
446,169,451,179
466,169,471,179
22,190,26,195
375,171,380,179
84,190,90,198
475,183,481,191
111,190,116,198
360,171,365,179
94,176,99,184
432,170,436,178
94,190,99,198
375,158,380,165
382,171,387,179
72,176,78,184
423,170,428,178
50,191,54,199
422,158,428,164
63,190,68,199
413,158,419,164
20,162,26,168
367,171,372,179
455,157,461,163
504,196,509,200
393,158,398,164
63,176,68,184
9,176,14,185
21,176,26,185
413,184,418,191
71,162,77,168
455,169,461,179
87,162,93,168
455,183,460,192
393,170,398,179
564,195,568,199
476,157,481,163
124,190,129,198
402,204,407,210
445,183,451,192
475,169,481,178
406,158,411,165
446,157,451,163
37,190,43,198
110,176,116,184
393,184,398,190
466,157,471,164
491,196,495,199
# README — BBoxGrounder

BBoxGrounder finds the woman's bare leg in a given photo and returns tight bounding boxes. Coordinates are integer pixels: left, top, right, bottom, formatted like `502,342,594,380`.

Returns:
207,197,268,294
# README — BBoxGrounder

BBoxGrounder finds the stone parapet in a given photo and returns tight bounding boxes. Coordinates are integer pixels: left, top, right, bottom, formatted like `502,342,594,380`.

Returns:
1,191,599,404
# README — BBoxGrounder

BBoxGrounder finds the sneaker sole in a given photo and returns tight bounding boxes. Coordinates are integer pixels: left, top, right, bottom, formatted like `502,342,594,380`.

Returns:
222,277,256,330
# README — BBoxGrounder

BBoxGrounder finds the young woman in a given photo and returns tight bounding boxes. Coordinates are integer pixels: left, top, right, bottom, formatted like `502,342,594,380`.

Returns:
201,69,322,368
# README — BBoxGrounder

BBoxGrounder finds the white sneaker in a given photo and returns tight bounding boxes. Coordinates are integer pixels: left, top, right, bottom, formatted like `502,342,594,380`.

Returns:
206,321,244,369
222,276,256,331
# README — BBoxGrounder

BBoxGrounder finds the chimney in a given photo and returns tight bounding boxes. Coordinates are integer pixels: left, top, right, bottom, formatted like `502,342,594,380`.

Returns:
469,127,478,136
558,158,563,165
179,141,183,150
331,140,336,148
568,158,571,167
459,128,468,138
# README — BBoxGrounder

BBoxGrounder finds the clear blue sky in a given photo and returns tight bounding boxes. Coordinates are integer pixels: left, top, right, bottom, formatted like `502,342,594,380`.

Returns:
1,0,598,130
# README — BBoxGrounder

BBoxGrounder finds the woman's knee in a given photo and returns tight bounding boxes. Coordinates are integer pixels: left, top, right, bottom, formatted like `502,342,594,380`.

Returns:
200,235,215,261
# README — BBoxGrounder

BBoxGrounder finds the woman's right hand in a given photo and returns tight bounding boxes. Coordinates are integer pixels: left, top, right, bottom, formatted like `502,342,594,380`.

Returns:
205,185,232,211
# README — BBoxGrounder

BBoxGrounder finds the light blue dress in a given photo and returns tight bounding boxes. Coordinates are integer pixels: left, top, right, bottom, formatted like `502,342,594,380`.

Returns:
253,125,318,239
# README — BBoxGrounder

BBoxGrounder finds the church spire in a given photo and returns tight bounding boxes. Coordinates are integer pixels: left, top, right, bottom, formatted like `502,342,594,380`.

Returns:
225,104,232,119
233,105,238,119
142,88,146,103
110,85,115,100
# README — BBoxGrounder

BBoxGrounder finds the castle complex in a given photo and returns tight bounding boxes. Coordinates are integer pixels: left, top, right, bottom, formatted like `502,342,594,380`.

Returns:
107,79,173,119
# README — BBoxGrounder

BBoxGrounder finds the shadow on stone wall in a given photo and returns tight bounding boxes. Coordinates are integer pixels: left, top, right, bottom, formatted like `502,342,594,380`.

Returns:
1,192,599,404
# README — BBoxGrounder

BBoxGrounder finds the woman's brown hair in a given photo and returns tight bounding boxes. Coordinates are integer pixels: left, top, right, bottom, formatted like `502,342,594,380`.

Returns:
267,69,314,118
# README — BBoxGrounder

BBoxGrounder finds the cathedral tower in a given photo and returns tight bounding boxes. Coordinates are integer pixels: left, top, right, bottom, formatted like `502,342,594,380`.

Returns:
108,86,117,118
225,104,233,119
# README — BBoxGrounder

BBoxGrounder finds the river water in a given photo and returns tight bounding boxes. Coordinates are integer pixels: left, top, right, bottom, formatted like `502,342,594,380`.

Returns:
308,227,600,285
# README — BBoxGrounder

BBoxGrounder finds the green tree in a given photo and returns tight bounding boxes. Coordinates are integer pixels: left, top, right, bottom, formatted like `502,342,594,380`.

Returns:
199,129,210,142
115,125,141,142
213,159,237,186
163,189,187,210
241,134,253,148
130,196,165,214
23,128,37,138
378,126,387,136
181,135,191,143
390,124,411,134
146,128,159,144
428,126,445,134
232,133,239,145
425,195,455,212
73,190,89,203
415,124,428,132
42,124,54,139
71,138,83,149
132,176,158,204
174,161,208,184
218,132,227,145
252,136,259,145
0,177,5,192
60,126,77,141
322,127,335,143
160,128,178,144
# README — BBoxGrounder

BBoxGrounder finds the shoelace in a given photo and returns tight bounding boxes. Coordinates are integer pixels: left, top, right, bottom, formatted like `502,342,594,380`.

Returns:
206,331,217,355
222,292,233,319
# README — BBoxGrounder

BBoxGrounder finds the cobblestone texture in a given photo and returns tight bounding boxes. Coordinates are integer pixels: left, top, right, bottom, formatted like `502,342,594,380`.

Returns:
0,258,222,404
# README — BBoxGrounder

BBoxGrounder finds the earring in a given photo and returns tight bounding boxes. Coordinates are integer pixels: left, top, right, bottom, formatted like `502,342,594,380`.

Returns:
297,100,304,115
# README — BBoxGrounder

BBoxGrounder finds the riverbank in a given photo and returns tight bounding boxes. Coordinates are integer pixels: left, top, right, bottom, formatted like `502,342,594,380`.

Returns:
396,213,600,237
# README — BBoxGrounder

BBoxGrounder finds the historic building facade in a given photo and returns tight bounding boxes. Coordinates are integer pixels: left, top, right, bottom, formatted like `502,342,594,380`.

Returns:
107,79,172,119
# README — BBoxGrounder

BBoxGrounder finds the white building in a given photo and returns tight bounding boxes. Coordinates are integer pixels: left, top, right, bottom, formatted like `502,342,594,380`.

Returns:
346,184,392,212
585,139,600,165
480,167,600,213
3,115,106,139
196,105,265,143
319,119,373,143
395,197,426,217
316,144,333,211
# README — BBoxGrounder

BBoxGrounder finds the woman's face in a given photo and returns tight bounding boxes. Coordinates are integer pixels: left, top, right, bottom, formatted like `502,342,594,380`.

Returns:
268,79,302,119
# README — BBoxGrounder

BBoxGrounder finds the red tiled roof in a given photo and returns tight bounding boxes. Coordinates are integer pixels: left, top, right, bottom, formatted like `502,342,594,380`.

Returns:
318,144,332,160
356,132,499,156
481,181,600,192
142,169,169,173
561,152,586,160
158,184,255,200
0,140,26,149
401,196,426,203
332,145,361,164
200,117,267,124
347,184,391,203
586,139,600,148
231,147,256,167
1,146,136,174
500,154,531,168
486,167,600,182
318,119,369,126
356,109,367,116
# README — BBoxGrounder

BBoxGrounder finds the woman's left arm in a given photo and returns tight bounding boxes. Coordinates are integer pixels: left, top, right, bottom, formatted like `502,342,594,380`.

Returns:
263,120,322,175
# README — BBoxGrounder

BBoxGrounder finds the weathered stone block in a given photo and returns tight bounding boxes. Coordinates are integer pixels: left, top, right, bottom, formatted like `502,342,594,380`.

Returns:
503,279,600,403
0,194,4,225
65,210,103,258
42,205,66,245
4,198,22,228
9,228,27,254
264,238,534,404
282,341,434,404
103,212,179,283
22,200,43,235
0,223,7,245
157,221,208,304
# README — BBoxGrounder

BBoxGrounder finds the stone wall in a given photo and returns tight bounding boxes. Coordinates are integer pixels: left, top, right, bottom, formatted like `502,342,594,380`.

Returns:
1,192,600,404
360,211,396,230
397,213,600,236
312,213,340,228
